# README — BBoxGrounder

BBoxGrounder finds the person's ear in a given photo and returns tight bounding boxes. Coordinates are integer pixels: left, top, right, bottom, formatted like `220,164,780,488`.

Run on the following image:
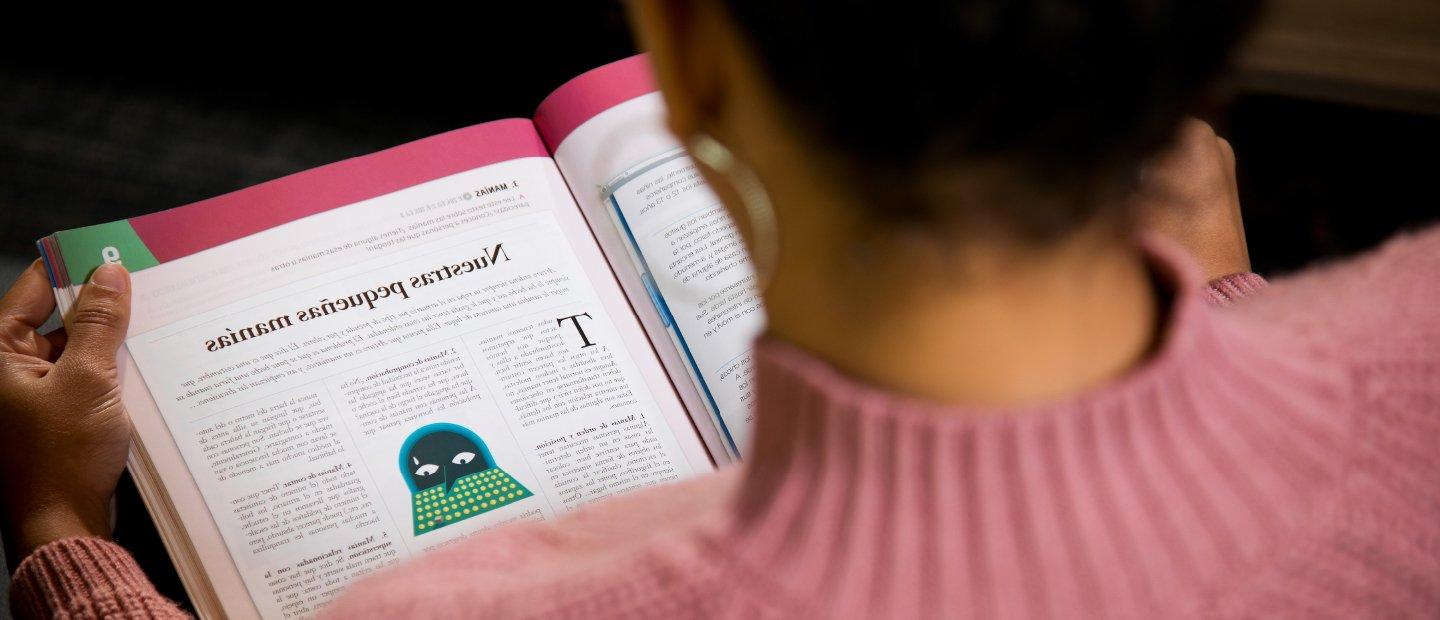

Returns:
626,0,729,141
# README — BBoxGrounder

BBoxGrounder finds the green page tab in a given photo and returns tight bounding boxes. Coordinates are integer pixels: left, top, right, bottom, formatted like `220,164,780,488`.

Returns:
54,220,160,284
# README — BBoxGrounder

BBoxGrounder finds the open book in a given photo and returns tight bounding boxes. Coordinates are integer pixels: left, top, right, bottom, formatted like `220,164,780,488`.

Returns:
34,55,763,619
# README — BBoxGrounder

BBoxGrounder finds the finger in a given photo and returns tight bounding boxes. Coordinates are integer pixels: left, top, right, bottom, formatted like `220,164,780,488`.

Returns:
0,260,59,330
42,327,67,362
1178,118,1217,156
9,326,65,361
58,263,132,371
1216,136,1235,170
1216,136,1238,191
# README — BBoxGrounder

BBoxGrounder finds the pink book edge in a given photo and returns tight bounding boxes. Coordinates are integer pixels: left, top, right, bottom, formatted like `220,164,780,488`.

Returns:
128,118,547,264
533,54,658,152
48,54,659,275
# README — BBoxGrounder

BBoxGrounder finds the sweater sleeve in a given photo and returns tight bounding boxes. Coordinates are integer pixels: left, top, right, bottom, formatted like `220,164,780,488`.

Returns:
9,537,190,619
1239,224,1440,350
1204,272,1269,306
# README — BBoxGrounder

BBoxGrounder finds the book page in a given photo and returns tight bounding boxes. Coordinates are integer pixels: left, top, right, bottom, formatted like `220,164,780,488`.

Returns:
538,57,765,459
53,121,711,619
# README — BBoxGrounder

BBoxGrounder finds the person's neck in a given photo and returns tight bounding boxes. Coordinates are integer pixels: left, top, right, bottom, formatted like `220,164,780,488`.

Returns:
762,221,1160,410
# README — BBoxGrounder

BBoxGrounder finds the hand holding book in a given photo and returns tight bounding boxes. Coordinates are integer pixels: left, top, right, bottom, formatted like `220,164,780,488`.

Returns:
1135,119,1252,281
0,261,132,566
21,56,748,618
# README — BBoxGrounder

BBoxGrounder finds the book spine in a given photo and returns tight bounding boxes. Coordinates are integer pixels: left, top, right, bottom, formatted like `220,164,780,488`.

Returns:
35,236,61,288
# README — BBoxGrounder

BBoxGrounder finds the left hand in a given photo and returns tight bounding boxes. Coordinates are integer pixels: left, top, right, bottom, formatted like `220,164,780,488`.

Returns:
1134,118,1252,281
0,260,134,567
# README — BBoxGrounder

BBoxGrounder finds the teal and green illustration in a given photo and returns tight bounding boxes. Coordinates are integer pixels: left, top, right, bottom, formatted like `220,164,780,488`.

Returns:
400,423,532,536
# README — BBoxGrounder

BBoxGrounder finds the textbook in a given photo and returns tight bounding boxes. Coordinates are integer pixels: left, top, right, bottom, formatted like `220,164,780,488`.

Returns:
35,55,762,619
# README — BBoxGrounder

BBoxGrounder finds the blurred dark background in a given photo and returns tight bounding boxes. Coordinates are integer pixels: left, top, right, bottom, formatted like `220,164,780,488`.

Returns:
0,2,1436,615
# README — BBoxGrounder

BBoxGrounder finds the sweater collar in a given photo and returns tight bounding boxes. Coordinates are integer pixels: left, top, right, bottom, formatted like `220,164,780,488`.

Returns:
724,237,1354,617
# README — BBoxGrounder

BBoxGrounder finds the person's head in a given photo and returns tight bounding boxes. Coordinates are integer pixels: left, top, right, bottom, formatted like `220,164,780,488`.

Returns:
629,0,1260,251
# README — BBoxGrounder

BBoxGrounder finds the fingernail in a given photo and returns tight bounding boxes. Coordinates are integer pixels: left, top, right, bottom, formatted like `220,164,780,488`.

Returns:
90,263,130,293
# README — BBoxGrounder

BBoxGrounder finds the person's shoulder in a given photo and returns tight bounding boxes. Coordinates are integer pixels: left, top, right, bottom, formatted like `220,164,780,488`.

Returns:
1208,226,1440,617
321,469,744,619
1223,224,1440,461
1234,223,1440,360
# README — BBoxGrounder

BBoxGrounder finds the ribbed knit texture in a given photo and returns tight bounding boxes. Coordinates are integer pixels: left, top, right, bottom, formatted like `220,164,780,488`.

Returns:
10,537,187,618
12,227,1440,618
1205,272,1269,306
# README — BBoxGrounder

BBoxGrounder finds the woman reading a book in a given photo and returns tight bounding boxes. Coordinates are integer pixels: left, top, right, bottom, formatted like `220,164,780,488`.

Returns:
2,0,1438,617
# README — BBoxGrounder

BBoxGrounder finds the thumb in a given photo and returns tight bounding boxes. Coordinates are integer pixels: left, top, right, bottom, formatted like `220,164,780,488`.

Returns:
59,263,132,371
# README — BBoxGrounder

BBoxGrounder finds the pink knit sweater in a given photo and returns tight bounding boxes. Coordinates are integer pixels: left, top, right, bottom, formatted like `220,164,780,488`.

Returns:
11,228,1440,618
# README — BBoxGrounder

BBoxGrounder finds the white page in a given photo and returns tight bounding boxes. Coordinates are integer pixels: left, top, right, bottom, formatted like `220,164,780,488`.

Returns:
550,93,765,459
115,155,710,618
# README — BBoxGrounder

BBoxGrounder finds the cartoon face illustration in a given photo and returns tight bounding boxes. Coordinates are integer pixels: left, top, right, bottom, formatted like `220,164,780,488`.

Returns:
399,423,532,536
406,429,493,494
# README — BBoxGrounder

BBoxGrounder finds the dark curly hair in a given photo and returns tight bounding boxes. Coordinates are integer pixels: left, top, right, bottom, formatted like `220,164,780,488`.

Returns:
721,0,1261,240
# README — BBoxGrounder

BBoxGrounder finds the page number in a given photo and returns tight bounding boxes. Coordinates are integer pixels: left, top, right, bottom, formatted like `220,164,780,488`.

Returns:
102,246,121,264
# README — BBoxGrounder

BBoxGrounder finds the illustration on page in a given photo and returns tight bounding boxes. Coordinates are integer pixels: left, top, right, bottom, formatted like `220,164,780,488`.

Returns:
401,422,533,535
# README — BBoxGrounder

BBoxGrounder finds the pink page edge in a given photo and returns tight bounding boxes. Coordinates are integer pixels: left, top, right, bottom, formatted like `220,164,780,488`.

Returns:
128,118,548,264
533,54,659,152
